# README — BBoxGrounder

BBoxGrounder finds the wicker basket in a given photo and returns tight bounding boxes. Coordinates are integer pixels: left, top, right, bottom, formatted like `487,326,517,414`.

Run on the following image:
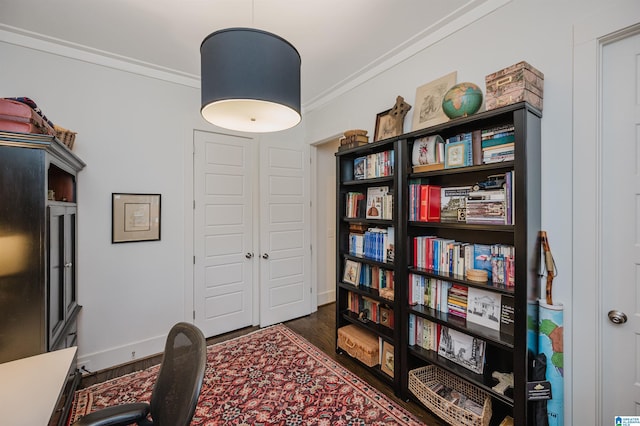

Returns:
54,124,77,150
409,365,492,426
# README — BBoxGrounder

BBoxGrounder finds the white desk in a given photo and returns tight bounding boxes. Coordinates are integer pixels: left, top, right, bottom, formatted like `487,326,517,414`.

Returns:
0,347,77,426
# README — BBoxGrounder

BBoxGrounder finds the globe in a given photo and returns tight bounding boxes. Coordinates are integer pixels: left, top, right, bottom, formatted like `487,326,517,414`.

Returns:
441,82,483,119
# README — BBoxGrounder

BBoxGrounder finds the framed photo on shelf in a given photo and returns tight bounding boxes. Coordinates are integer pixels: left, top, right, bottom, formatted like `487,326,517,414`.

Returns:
411,71,457,131
380,306,393,329
373,108,398,142
437,327,486,374
112,193,161,243
444,141,467,169
381,340,395,377
342,259,361,286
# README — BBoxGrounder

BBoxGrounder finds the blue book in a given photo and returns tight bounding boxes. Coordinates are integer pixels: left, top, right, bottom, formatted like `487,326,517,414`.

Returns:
473,243,493,280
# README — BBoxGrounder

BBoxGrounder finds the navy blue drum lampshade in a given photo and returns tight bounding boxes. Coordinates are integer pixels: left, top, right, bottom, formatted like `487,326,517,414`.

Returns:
200,28,301,133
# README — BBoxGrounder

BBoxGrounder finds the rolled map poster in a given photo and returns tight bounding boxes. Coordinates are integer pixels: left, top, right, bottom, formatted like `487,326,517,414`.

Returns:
538,300,564,426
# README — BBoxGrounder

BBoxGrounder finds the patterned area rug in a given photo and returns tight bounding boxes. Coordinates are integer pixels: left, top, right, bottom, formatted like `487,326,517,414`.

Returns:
69,324,424,425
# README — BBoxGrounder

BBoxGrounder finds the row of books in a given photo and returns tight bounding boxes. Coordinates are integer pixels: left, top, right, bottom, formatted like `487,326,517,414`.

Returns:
409,275,515,336
409,315,486,375
342,260,395,290
411,171,515,225
345,186,393,220
411,124,517,173
349,227,395,263
345,192,365,218
353,150,394,180
408,183,440,222
410,313,439,351
413,237,515,286
346,291,394,329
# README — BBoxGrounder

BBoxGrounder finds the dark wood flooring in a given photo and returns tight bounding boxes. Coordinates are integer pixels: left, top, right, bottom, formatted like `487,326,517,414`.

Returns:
79,303,444,425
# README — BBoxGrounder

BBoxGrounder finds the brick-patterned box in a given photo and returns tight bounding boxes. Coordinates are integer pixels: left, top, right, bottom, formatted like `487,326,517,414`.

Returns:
485,61,544,111
337,324,379,367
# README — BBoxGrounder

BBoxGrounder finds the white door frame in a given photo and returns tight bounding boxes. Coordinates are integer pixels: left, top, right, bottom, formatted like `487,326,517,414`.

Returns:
310,134,342,308
572,2,640,424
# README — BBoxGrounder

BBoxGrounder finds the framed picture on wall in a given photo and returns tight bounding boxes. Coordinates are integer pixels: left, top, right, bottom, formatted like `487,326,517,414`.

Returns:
112,193,161,243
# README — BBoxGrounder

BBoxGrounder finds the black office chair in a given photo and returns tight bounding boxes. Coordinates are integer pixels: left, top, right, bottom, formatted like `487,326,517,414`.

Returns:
72,322,207,426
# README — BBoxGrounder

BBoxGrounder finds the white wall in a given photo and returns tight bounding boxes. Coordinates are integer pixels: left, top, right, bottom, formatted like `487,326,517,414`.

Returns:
0,40,220,370
303,0,631,423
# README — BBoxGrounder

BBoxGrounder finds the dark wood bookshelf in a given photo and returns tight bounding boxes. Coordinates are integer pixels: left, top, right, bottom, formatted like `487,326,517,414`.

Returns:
336,102,541,425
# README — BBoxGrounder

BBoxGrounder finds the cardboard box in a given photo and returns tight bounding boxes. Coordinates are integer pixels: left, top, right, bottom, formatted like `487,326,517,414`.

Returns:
337,324,379,367
485,61,544,111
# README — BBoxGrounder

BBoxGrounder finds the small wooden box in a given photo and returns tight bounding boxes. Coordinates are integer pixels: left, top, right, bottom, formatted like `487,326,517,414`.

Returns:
337,324,379,367
485,61,544,111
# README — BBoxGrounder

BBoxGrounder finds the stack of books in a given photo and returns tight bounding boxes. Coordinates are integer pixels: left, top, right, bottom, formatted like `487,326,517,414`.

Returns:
481,125,515,163
447,284,468,319
465,188,507,225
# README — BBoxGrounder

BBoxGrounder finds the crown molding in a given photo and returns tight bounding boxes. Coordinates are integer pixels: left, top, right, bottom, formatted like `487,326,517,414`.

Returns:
303,0,511,112
0,25,200,88
0,0,510,109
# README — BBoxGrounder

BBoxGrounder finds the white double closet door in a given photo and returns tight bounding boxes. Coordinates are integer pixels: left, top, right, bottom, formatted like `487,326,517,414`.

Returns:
193,130,311,337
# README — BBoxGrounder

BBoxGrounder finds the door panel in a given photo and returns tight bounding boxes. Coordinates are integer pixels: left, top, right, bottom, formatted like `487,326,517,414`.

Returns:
194,131,254,337
602,30,640,421
259,142,311,326
48,206,64,346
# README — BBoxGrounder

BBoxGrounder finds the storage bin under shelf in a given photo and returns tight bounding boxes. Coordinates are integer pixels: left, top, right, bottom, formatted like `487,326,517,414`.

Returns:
409,365,492,426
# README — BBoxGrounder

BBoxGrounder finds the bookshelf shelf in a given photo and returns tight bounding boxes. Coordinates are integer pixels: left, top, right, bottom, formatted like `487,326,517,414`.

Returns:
409,304,515,349
408,267,516,295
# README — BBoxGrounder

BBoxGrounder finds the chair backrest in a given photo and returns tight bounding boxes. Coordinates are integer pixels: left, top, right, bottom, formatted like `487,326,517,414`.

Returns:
149,322,207,426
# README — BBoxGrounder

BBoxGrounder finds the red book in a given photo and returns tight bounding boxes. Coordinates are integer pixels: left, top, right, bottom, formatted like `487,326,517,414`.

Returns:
419,185,441,222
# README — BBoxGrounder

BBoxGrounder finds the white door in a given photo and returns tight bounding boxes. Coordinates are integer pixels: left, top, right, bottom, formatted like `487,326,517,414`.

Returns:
259,139,311,326
193,130,255,337
601,30,640,421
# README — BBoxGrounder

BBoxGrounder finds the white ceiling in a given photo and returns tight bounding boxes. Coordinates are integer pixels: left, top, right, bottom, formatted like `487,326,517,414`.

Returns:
0,0,495,109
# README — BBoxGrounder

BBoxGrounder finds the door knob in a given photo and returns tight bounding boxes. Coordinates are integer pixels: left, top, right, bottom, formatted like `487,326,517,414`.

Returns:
608,310,628,325
262,253,269,259
245,252,253,259
64,262,73,268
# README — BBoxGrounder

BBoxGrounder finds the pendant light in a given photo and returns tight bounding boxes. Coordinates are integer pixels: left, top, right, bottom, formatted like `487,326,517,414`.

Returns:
200,27,301,133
